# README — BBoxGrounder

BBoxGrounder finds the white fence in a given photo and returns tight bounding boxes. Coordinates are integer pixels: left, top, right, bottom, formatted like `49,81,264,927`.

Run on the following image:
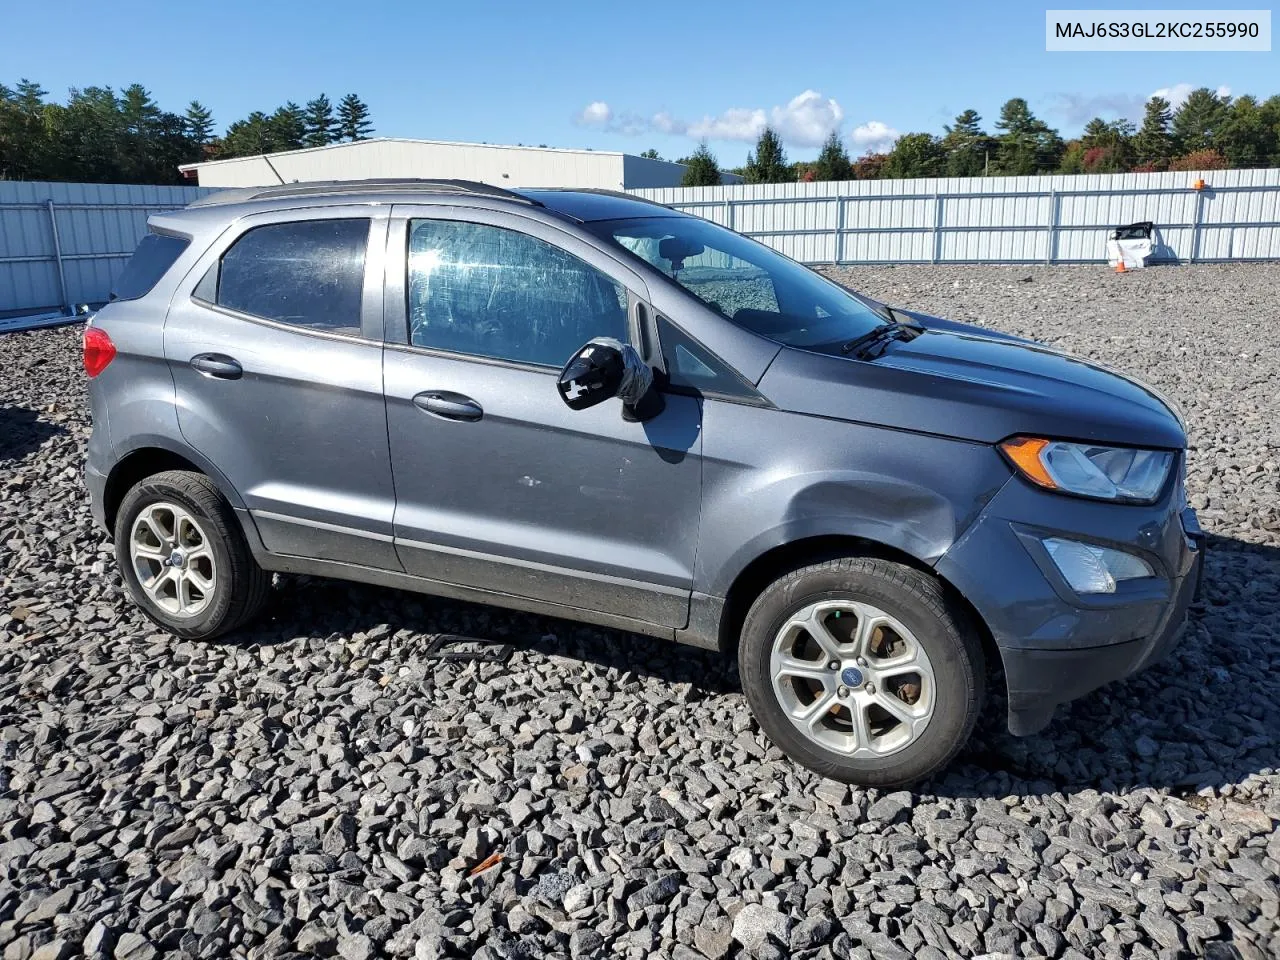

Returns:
0,181,212,317
3,170,1278,316
631,168,1280,265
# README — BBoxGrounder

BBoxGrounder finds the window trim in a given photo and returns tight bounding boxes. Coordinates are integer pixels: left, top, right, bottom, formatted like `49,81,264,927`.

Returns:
385,204,651,367
177,205,388,343
654,313,769,407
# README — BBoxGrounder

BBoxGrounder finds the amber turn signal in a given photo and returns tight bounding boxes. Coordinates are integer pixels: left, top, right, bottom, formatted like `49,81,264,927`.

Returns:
998,436,1057,490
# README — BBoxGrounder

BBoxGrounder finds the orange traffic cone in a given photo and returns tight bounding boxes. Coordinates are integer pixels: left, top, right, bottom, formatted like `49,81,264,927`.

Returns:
1115,260,1127,274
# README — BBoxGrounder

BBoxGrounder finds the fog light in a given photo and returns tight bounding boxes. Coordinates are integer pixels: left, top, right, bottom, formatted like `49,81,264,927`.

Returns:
1042,538,1154,594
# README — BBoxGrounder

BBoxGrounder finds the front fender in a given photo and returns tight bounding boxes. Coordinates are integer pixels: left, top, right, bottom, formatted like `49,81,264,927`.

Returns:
708,472,962,597
694,403,1013,598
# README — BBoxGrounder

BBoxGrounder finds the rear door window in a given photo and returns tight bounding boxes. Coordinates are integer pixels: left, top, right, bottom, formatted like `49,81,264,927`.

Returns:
110,232,190,302
199,219,370,336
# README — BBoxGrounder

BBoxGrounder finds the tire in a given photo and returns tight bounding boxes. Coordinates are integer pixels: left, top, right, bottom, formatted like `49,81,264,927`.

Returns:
113,470,271,640
738,556,984,787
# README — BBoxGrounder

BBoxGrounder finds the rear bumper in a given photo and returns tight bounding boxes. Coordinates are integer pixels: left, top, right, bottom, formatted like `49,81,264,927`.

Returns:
937,473,1203,736
86,461,109,533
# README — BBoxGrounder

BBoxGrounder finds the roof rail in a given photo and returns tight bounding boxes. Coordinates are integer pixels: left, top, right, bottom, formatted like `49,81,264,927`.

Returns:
188,178,543,208
539,187,672,210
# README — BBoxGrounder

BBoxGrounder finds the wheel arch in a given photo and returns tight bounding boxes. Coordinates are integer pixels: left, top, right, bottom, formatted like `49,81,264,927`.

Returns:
103,438,246,533
715,533,1004,700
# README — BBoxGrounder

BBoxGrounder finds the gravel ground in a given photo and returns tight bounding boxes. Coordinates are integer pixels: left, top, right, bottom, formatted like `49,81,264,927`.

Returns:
2,262,1278,960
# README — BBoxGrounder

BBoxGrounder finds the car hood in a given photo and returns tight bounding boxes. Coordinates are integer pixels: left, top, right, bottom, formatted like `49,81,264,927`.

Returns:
758,318,1185,449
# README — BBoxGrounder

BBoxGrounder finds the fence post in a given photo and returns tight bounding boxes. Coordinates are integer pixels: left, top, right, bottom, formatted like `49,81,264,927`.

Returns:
834,196,846,264
931,193,944,263
47,199,70,313
1046,189,1058,264
1190,188,1204,263
725,200,735,232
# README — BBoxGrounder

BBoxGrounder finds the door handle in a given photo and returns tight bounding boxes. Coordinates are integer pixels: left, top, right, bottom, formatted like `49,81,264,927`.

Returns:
413,391,483,422
190,353,243,380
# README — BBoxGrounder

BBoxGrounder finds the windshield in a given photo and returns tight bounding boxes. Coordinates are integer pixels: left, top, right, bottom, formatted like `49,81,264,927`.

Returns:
587,216,887,348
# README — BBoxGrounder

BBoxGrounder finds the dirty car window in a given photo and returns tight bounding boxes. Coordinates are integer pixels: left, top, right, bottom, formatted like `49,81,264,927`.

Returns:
211,219,369,335
589,216,885,350
407,220,628,367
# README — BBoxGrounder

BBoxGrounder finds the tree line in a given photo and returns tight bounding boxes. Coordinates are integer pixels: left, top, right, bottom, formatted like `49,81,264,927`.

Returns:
0,79,374,184
670,89,1280,186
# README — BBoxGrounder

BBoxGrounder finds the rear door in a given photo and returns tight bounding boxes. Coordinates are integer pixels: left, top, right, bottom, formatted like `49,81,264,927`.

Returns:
163,207,400,569
381,205,702,628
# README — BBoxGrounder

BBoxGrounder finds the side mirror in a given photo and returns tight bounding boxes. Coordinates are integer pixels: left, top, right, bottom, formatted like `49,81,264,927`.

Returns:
557,340,626,411
557,338,665,422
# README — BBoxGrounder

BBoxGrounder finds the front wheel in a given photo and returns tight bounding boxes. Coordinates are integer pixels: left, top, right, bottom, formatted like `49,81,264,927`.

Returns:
739,557,984,787
114,470,271,640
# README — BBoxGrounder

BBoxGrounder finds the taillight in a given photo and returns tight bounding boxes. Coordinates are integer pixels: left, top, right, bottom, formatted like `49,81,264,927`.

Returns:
83,327,116,378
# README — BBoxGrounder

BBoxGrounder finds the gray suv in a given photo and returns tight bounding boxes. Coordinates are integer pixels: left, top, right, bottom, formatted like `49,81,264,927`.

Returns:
84,180,1203,786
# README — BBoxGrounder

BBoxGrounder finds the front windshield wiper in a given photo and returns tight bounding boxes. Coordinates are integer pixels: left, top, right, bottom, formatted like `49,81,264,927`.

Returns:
840,320,925,359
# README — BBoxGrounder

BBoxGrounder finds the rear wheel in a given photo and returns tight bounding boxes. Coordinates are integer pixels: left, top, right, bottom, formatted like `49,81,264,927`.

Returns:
739,556,984,787
114,470,270,639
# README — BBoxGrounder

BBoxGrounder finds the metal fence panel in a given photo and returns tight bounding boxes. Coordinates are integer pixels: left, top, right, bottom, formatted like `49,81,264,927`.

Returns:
632,168,1280,266
0,180,211,316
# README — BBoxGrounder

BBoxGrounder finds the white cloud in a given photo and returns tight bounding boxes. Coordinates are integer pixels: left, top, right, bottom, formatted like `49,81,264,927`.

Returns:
849,120,901,155
578,91,844,147
1050,92,1146,125
688,106,768,142
576,101,612,126
1150,83,1231,109
768,90,844,148
650,111,682,135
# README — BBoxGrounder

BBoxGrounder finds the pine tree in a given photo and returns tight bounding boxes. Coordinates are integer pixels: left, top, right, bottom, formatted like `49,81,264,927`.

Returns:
13,79,47,113
941,109,992,177
679,141,722,186
1172,88,1229,153
811,131,852,181
220,112,273,158
1213,95,1275,168
184,101,214,144
993,98,1064,174
303,94,335,147
743,127,790,183
1132,97,1174,169
268,102,306,150
335,94,373,142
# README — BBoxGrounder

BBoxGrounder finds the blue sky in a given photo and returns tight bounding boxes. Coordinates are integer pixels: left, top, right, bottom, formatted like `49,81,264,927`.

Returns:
3,0,1274,162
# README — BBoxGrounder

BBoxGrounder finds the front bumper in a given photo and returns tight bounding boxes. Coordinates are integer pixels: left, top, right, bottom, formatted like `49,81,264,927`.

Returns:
937,472,1203,736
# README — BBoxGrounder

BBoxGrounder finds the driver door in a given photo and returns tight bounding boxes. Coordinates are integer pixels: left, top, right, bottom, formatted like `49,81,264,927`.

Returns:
381,206,703,629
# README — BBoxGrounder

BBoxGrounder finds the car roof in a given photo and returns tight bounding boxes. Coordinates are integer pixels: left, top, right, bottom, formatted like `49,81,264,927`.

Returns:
184,179,681,224
518,189,681,222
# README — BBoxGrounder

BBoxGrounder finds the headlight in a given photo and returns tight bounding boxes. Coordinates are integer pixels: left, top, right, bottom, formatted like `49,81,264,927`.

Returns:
1042,537,1154,593
1000,436,1174,503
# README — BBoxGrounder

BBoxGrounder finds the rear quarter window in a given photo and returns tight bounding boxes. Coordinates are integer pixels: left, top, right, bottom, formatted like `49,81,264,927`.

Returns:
110,233,190,302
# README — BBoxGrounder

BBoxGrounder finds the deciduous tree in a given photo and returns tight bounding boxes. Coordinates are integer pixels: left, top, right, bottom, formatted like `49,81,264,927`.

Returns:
883,133,945,179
